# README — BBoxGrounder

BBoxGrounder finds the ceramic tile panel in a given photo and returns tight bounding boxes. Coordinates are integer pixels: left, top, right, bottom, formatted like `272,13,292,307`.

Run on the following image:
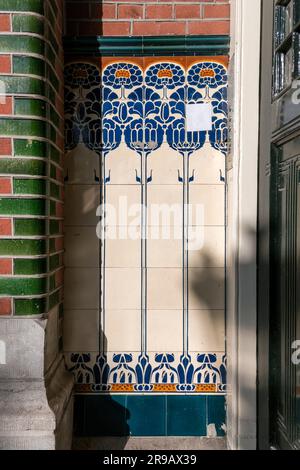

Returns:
64,267,99,310
64,226,100,268
64,57,228,395
64,185,100,226
105,310,141,353
64,309,99,352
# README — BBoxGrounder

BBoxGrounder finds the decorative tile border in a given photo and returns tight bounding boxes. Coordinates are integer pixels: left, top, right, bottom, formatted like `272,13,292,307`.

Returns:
64,57,228,394
65,352,227,395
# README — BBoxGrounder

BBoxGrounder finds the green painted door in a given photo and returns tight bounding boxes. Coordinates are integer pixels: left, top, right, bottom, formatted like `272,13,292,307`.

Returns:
259,0,300,450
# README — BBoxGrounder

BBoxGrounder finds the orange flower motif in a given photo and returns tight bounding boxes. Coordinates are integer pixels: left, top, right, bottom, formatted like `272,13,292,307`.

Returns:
157,69,173,79
199,69,216,78
115,69,131,79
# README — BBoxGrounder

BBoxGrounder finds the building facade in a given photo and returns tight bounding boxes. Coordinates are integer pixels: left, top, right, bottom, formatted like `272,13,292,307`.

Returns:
0,0,299,451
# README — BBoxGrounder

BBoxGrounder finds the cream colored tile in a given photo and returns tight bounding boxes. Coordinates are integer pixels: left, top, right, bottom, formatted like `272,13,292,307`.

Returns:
147,268,182,310
188,268,225,310
105,238,141,267
64,144,100,184
106,142,140,185
64,268,99,309
105,185,141,226
189,143,225,185
105,310,141,352
65,185,100,226
64,226,100,268
105,268,141,309
63,309,99,352
188,226,225,268
188,310,225,352
147,185,183,227
147,239,182,268
189,185,225,226
148,142,182,185
147,310,183,352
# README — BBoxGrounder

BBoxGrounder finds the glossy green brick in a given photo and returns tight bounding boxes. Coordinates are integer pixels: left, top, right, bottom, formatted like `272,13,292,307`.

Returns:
50,182,60,199
49,219,59,235
14,257,47,275
14,297,47,316
0,198,46,216
14,98,47,118
12,15,44,34
50,165,56,179
14,139,46,158
0,118,46,138
0,76,45,96
0,0,44,13
0,35,45,55
13,178,46,196
0,239,46,256
49,254,60,271
14,218,46,236
49,238,55,253
13,56,45,77
0,158,46,176
0,277,47,296
50,200,56,216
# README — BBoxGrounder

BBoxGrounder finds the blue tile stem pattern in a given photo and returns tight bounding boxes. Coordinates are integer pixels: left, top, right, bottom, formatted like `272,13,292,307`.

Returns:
64,58,228,395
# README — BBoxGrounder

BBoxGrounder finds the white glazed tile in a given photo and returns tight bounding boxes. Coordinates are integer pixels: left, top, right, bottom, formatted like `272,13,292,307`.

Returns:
188,267,225,310
106,142,140,185
64,144,100,184
65,185,100,226
148,142,182,185
105,268,141,309
187,226,225,268
105,238,141,268
105,310,141,352
147,238,182,268
147,310,183,352
147,185,183,227
64,226,100,268
147,268,183,310
189,185,225,226
189,144,225,185
188,310,225,352
105,185,141,226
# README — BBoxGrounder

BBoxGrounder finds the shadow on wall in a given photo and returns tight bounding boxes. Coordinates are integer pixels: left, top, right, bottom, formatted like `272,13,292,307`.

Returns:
64,7,131,446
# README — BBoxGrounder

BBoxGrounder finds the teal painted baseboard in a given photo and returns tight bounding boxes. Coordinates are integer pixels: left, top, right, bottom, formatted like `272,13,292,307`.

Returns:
74,395,226,437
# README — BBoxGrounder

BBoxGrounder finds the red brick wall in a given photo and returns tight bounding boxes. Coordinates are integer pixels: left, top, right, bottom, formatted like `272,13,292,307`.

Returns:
66,0,230,36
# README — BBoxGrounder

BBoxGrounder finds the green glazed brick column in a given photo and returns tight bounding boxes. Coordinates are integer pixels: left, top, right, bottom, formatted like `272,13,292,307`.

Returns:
0,0,64,321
